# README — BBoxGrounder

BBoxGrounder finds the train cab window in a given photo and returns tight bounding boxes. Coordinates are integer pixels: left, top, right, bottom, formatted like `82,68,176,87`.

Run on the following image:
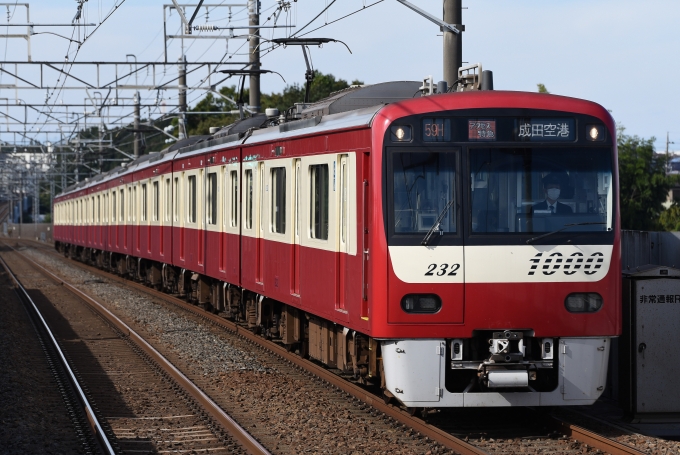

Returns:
271,167,286,234
207,172,217,225
245,169,253,229
310,164,329,240
230,170,238,227
188,175,197,223
469,147,613,235
153,181,159,222
391,151,457,235
141,184,148,222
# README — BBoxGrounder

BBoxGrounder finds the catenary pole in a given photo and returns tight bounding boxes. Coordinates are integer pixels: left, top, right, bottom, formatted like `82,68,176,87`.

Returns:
443,0,463,89
249,0,261,113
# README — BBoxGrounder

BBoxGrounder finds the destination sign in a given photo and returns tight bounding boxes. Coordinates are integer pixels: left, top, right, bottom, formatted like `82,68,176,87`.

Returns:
515,118,575,141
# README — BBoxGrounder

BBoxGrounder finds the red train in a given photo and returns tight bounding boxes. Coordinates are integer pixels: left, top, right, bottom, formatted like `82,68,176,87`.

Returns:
54,79,620,408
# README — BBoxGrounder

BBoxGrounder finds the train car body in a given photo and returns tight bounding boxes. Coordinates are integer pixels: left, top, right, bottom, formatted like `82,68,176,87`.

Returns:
54,81,620,408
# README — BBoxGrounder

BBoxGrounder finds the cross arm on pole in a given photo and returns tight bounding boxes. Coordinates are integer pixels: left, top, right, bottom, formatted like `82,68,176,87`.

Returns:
394,0,460,34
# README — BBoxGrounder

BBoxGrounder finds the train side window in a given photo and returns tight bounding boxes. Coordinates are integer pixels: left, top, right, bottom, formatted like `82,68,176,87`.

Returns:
245,169,253,229
112,191,117,222
188,175,197,223
271,167,286,234
96,195,100,223
230,170,238,227
207,172,217,225
164,178,171,222
173,177,179,222
120,190,124,222
141,183,148,222
310,164,329,240
153,181,159,221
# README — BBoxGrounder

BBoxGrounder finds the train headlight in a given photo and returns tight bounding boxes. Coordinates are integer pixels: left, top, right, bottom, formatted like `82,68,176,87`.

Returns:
586,124,605,142
401,294,442,314
565,293,603,313
390,125,412,142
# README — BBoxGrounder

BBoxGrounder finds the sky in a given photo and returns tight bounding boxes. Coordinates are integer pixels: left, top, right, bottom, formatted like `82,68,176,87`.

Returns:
1,0,678,151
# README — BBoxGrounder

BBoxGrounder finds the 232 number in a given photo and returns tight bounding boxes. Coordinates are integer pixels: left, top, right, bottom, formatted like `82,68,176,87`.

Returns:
425,263,460,276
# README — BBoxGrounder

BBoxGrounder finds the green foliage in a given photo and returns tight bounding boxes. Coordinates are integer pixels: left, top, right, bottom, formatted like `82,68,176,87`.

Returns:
618,126,676,230
537,83,549,94
659,202,680,231
185,71,363,136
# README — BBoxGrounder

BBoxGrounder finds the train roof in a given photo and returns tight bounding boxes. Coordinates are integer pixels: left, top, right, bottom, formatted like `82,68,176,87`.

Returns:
56,83,613,199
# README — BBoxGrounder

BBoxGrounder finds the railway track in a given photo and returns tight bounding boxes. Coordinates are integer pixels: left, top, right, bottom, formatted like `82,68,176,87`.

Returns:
8,239,655,455
0,244,269,455
0,255,109,454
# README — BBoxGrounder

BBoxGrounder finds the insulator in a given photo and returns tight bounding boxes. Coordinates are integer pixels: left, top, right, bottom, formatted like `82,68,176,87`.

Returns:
195,24,217,31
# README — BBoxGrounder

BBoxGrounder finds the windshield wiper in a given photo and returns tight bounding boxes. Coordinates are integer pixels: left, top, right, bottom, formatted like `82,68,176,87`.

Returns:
421,199,455,246
526,222,606,245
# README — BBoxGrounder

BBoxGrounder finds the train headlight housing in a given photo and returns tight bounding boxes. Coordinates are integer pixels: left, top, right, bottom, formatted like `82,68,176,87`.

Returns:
401,294,442,314
565,293,603,313
390,125,412,142
586,124,605,142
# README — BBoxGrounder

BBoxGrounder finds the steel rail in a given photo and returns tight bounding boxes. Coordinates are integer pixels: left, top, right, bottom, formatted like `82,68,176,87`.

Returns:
18,240,649,455
551,417,646,455
4,245,271,455
0,254,116,455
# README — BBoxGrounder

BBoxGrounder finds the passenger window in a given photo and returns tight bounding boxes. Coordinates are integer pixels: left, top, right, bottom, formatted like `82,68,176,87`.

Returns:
188,175,197,223
207,172,217,225
173,177,179,222
153,181,159,221
142,184,148,221
230,170,238,227
120,190,124,222
165,178,171,222
271,167,286,234
245,170,253,229
310,164,329,240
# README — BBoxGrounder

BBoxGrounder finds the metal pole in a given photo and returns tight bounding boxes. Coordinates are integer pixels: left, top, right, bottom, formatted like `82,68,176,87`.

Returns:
178,56,187,139
134,91,140,157
19,173,23,238
248,0,260,113
443,0,463,88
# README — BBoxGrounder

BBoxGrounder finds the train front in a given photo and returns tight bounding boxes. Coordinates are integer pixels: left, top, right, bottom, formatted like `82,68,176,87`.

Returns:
373,92,620,407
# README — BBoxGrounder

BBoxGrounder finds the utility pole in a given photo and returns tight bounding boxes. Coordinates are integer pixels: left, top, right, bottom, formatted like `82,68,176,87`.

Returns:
248,0,261,113
178,56,187,139
133,91,140,157
443,0,463,88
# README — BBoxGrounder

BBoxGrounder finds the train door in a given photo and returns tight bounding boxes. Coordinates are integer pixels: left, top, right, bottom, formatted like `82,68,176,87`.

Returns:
256,162,265,284
337,154,350,311
291,159,301,295
361,152,370,319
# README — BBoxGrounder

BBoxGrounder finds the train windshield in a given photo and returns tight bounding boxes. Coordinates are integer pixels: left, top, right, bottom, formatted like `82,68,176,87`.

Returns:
469,147,613,234
391,151,457,234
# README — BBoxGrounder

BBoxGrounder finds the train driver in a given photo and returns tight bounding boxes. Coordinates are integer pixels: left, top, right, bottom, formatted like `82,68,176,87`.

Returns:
532,173,573,215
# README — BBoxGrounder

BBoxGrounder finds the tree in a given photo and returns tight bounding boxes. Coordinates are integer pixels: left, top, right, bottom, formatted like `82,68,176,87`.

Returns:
659,203,680,231
617,127,676,230
537,83,549,93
